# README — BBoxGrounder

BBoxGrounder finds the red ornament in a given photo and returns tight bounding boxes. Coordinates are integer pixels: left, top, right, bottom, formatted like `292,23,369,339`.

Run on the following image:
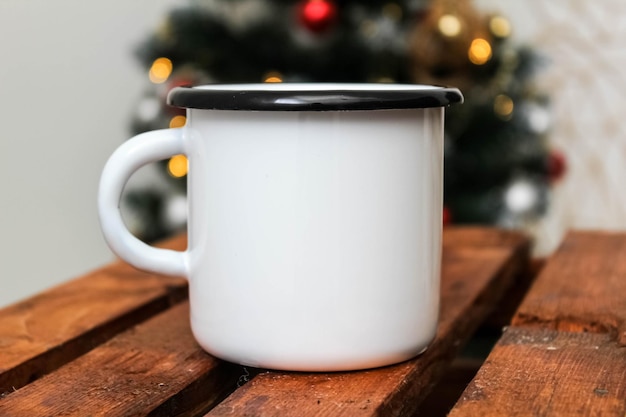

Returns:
443,206,452,226
548,149,567,183
298,0,338,34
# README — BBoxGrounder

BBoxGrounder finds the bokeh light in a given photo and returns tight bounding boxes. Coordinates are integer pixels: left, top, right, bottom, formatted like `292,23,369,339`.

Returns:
494,94,514,119
468,38,492,65
149,57,173,84
505,179,538,214
438,14,462,37
263,71,283,83
168,154,188,178
169,115,186,128
489,15,511,38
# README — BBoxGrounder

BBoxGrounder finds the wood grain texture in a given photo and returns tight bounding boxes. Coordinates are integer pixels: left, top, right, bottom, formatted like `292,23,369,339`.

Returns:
512,231,626,346
449,327,626,417
444,227,535,329
442,226,530,250
205,230,530,417
0,302,244,417
0,235,188,395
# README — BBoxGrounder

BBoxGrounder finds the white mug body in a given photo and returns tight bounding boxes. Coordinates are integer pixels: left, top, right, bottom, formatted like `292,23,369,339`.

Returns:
185,108,443,371
97,84,462,371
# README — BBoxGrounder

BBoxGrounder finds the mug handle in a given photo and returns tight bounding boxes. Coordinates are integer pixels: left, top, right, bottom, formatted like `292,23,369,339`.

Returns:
98,128,188,278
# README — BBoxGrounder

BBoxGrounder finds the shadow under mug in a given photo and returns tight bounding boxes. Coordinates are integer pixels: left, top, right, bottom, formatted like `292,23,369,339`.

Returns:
98,83,463,371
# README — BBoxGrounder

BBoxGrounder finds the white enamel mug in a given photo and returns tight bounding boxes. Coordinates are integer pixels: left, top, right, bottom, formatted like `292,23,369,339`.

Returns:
98,83,463,371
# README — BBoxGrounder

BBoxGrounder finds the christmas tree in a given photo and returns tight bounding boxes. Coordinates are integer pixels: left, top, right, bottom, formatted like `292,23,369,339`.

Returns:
126,0,565,242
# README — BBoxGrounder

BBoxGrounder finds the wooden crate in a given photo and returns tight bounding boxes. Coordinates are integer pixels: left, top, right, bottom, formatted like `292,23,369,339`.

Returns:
8,227,620,416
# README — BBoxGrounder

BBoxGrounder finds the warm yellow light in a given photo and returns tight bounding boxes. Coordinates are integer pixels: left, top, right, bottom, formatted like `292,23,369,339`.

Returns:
489,15,511,38
149,57,173,84
468,38,492,65
438,14,462,37
263,71,283,83
169,115,186,128
494,94,514,119
168,154,188,178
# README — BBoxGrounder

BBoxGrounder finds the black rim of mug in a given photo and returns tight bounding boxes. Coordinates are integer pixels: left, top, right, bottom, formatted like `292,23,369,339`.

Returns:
167,84,463,111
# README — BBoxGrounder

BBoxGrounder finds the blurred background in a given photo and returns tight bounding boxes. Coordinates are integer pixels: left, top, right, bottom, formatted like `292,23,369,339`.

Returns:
1,0,624,307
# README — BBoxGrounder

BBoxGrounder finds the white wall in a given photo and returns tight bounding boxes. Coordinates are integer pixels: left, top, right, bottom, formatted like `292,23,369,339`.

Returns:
478,1,626,253
0,0,178,306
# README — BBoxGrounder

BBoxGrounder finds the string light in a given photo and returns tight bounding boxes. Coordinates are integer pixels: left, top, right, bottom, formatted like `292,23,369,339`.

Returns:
169,115,186,128
438,14,462,37
494,94,514,119
149,57,173,84
168,154,188,178
489,15,511,38
468,38,492,65
263,71,283,83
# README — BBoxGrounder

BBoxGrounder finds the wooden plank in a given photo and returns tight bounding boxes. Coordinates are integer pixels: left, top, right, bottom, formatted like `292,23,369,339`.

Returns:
0,235,188,395
449,326,626,417
0,302,245,417
205,229,530,417
512,231,626,346
442,226,530,250
444,227,537,329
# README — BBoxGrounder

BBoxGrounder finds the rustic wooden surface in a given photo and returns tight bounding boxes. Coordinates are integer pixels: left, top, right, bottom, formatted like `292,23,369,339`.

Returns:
450,327,626,417
0,235,187,395
513,231,626,346
0,302,242,417
0,228,530,417
441,227,531,250
205,228,530,417
450,231,626,417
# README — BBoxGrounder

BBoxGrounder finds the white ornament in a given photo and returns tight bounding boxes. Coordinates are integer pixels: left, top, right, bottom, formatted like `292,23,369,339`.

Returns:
523,102,551,135
505,178,538,214
522,0,626,248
